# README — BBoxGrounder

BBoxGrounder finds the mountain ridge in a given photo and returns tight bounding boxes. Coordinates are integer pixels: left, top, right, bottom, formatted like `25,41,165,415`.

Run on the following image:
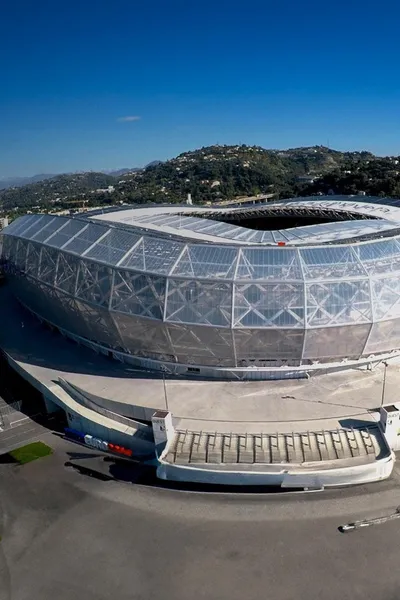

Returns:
1,144,400,215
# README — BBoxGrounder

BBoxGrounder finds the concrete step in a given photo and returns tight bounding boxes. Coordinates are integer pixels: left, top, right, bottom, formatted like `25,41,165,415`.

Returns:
165,425,385,466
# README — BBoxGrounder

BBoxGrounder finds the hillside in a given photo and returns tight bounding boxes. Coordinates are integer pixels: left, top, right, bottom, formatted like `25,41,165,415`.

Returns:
0,172,118,212
1,144,400,216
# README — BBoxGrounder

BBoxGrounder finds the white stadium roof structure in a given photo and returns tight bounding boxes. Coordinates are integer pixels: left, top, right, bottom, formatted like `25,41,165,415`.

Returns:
4,195,400,380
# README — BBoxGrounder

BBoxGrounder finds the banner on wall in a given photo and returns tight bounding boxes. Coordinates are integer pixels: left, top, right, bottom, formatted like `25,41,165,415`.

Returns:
64,428,133,457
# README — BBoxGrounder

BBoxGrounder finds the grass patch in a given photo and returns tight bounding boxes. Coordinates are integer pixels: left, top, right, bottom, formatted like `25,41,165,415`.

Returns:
9,441,53,465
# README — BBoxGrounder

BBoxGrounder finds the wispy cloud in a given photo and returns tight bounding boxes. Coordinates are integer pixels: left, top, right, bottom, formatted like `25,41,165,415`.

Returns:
117,115,141,122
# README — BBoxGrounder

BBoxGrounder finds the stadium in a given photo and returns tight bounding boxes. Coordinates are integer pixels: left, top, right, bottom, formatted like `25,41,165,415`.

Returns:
2,195,400,380
2,196,400,487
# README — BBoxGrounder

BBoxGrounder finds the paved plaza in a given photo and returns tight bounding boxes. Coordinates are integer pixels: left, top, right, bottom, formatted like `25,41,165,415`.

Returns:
1,437,400,600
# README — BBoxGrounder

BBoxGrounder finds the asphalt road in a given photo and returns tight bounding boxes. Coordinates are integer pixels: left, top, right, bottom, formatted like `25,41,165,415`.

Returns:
1,439,400,600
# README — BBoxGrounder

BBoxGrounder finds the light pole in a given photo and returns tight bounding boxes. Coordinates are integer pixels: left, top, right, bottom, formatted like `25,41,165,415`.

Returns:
381,361,388,407
163,373,169,412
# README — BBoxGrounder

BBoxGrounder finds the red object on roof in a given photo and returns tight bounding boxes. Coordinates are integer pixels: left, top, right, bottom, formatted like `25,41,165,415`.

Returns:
277,241,286,246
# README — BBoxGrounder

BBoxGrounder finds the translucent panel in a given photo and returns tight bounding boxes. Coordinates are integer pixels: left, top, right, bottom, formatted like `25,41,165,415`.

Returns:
233,229,262,242
164,323,234,366
259,231,277,244
303,324,371,360
75,261,112,307
233,329,304,361
169,215,214,230
306,280,372,326
50,289,94,338
199,221,242,237
0,235,12,261
233,282,304,327
235,248,302,280
134,213,185,226
45,219,89,249
111,270,165,319
111,312,175,362
239,230,265,243
12,278,57,322
12,239,28,271
364,318,400,354
12,278,91,339
292,220,394,245
172,245,238,279
113,313,174,361
229,227,269,241
120,237,184,274
141,214,191,227
85,228,141,265
32,217,67,243
371,276,400,320
300,247,366,279
178,218,226,233
20,215,51,240
25,242,41,277
165,279,232,326
38,246,58,284
73,299,123,348
62,222,106,255
55,252,79,294
356,239,400,274
269,231,287,243
2,215,36,237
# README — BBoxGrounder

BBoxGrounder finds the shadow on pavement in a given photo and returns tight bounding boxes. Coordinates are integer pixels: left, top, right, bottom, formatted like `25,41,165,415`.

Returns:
63,452,304,494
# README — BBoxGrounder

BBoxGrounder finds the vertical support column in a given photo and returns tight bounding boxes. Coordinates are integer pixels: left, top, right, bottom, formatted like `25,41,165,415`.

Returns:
152,410,174,458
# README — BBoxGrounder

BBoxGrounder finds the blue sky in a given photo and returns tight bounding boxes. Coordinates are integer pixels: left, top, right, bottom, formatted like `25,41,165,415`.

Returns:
1,0,400,177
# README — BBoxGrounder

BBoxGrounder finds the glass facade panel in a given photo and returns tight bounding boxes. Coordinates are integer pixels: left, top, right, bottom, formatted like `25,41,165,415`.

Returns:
303,324,371,360
46,219,88,249
21,215,50,240
233,329,304,361
2,215,36,237
166,323,235,365
51,289,94,338
32,217,69,243
306,280,372,326
85,228,140,265
235,248,302,280
25,242,41,277
75,261,112,307
111,270,165,319
38,246,58,284
172,245,238,279
0,235,12,261
13,239,28,271
120,237,183,274
371,276,400,320
62,222,106,255
364,318,400,354
165,278,232,326
54,252,79,295
300,247,366,279
73,299,123,348
356,239,400,274
113,313,174,361
30,217,60,242
233,282,304,328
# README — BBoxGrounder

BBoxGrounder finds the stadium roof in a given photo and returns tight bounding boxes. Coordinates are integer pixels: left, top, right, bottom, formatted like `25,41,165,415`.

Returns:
88,196,400,246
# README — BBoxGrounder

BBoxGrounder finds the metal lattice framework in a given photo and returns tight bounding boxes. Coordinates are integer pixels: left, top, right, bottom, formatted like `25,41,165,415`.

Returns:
4,196,400,378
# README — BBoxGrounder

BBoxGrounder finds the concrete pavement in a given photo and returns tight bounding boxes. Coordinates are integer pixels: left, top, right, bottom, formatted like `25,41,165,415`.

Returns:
2,438,400,600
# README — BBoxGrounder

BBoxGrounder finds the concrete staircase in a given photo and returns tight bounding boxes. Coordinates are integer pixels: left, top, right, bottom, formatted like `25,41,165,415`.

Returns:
165,426,382,466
